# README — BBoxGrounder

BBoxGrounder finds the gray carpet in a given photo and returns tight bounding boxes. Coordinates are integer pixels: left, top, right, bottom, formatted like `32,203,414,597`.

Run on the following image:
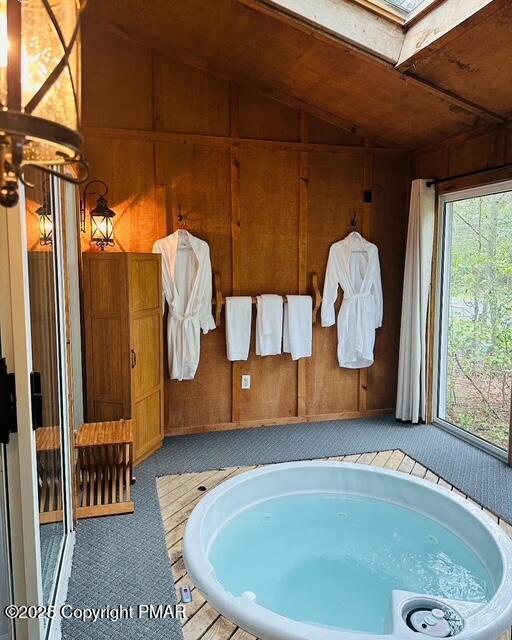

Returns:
63,417,512,639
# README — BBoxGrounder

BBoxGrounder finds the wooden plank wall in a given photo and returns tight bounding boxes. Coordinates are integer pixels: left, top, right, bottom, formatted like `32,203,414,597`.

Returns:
415,122,512,432
415,124,512,185
81,19,411,436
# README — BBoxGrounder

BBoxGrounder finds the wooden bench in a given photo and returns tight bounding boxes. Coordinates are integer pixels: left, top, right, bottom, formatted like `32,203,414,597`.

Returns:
36,426,63,524
75,419,135,519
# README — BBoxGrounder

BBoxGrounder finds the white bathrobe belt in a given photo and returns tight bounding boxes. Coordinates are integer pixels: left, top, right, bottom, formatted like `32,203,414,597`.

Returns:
169,308,200,377
170,309,197,322
344,291,371,300
341,291,373,355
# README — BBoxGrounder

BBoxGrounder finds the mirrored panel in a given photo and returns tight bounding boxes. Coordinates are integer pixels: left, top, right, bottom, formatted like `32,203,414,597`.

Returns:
25,170,66,611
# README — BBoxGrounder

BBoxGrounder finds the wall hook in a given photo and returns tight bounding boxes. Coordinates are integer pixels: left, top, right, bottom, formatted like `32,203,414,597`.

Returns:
177,204,186,229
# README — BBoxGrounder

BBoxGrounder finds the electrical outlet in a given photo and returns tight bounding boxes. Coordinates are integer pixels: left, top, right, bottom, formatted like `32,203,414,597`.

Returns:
241,375,251,390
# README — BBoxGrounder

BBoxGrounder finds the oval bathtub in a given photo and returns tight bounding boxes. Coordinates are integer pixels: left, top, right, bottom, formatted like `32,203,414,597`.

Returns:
183,461,512,640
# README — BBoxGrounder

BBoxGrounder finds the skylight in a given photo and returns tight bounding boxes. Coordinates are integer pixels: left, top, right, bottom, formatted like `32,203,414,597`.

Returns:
385,0,429,12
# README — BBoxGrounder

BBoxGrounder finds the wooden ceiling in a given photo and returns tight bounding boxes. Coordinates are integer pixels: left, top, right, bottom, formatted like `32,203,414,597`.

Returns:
401,0,512,119
90,0,510,149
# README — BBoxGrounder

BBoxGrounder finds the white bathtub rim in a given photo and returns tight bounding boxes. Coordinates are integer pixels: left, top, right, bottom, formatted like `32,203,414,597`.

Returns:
183,460,512,640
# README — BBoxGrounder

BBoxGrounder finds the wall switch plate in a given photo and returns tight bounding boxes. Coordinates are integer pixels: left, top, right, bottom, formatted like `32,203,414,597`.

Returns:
241,375,251,390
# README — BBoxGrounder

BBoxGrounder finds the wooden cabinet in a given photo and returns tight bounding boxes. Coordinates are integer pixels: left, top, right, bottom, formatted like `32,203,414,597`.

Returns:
82,252,164,464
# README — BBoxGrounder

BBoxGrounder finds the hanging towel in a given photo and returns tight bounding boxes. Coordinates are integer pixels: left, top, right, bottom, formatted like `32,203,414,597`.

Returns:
283,295,313,360
225,296,252,361
256,295,283,356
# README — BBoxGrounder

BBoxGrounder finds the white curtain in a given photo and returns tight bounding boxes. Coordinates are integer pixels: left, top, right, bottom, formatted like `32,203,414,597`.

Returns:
396,179,436,423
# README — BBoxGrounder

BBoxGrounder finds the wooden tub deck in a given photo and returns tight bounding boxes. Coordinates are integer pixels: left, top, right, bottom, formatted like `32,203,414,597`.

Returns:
156,450,512,640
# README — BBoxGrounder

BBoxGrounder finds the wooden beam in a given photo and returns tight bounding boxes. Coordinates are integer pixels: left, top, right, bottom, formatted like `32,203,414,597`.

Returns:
94,0,504,148
402,73,504,125
297,110,309,418
244,0,505,133
238,0,504,126
358,146,373,413
414,122,503,157
240,0,404,63
81,125,403,153
398,0,507,70
230,83,242,424
95,13,399,148
237,77,398,148
151,50,163,131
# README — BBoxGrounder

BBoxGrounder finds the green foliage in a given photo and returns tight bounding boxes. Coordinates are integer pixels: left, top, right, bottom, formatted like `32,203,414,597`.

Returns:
444,192,512,449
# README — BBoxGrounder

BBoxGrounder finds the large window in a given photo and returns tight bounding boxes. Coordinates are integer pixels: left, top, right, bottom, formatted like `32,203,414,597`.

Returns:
437,183,512,457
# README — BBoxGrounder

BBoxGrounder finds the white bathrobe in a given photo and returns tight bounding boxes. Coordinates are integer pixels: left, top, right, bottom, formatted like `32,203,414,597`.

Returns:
153,230,216,381
321,232,383,368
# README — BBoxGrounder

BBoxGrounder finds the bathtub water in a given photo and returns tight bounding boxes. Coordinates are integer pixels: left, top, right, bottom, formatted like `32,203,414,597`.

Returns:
183,462,512,640
209,494,493,634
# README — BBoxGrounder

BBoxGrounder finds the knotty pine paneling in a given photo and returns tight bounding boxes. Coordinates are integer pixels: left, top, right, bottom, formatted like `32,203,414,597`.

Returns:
81,13,153,130
156,54,231,136
238,147,300,422
155,143,233,430
238,88,300,142
83,138,165,254
306,151,365,415
415,125,512,186
366,153,410,411
81,26,411,435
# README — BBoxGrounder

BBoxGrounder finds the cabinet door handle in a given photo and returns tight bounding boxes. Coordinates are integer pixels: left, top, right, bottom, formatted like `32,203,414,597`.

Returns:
131,349,137,368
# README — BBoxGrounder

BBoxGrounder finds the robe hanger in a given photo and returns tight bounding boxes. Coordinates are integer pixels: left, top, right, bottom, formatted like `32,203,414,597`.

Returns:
349,212,367,253
177,204,187,229
176,205,192,249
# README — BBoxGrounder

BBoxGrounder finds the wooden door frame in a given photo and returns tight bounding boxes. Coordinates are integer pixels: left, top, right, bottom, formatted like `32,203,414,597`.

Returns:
1,192,45,640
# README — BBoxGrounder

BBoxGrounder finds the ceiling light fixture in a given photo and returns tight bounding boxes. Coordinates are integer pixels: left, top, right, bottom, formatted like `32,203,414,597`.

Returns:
0,0,88,208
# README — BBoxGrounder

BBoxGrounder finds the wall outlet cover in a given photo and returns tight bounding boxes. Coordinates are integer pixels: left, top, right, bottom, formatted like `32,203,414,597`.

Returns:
241,375,251,390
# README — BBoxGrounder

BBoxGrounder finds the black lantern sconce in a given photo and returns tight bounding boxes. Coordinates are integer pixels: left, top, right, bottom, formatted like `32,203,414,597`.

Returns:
80,180,116,251
36,177,52,246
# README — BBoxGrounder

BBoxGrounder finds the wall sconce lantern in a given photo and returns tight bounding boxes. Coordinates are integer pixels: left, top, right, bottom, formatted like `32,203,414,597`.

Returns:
37,178,52,246
0,0,88,208
81,180,116,251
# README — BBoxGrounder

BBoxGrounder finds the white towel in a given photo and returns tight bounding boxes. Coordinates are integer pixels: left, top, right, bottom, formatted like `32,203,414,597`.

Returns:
225,296,252,361
256,295,283,356
283,295,313,360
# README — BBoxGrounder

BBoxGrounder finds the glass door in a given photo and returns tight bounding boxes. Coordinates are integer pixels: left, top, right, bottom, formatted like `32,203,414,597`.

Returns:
0,170,78,640
436,182,512,460
26,170,69,614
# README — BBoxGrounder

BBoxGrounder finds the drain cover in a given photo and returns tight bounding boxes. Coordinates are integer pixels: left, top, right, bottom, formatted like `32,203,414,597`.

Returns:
406,605,463,637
